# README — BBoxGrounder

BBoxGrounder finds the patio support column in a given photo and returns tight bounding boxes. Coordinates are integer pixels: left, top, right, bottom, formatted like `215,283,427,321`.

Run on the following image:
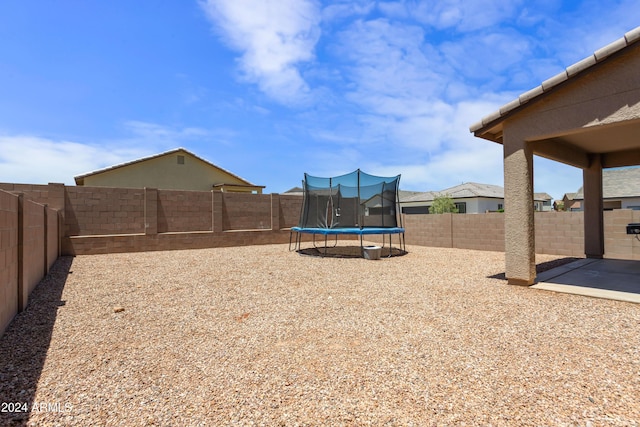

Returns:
503,134,536,285
583,154,604,258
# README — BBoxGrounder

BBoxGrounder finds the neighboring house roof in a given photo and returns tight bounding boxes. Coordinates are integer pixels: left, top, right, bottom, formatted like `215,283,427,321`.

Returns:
534,192,553,201
442,182,504,199
400,182,504,203
398,190,424,200
399,191,439,203
563,192,577,201
400,183,553,203
74,147,262,188
469,26,640,138
574,167,640,199
284,186,303,194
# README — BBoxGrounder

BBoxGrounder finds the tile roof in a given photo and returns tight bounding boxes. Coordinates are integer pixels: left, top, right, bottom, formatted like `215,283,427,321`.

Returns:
400,183,553,202
441,182,505,199
574,167,640,199
469,26,640,133
399,191,439,203
534,192,553,201
400,182,505,202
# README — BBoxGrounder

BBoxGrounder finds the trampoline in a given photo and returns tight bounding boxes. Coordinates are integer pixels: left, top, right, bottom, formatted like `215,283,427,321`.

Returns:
289,169,406,257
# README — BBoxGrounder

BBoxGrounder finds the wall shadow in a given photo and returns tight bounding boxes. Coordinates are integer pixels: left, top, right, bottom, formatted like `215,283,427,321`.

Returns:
488,257,581,280
0,256,73,426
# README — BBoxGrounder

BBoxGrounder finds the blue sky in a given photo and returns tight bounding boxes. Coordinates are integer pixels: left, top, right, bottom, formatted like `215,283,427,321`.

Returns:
0,1,638,199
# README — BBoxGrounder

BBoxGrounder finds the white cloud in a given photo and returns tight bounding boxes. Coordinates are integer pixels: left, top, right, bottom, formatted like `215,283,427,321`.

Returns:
0,136,145,185
385,0,524,32
335,19,448,99
123,121,211,141
0,122,223,185
439,30,532,83
322,0,375,22
200,0,321,104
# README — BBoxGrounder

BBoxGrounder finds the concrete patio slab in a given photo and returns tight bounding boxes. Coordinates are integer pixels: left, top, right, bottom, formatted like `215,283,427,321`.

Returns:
532,258,640,303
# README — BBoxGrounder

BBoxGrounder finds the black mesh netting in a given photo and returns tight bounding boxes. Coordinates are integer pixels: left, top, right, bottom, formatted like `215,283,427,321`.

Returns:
298,169,401,229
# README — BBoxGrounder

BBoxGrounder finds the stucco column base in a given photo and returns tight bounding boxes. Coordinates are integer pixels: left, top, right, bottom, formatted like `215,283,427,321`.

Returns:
508,277,534,286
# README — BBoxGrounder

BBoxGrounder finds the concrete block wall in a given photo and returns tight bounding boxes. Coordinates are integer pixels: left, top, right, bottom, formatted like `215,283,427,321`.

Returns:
65,186,145,236
157,189,213,233
0,183,65,212
60,187,304,255
222,192,272,230
7,181,640,261
403,214,452,248
21,198,46,309
453,212,505,251
0,190,19,337
535,211,584,257
604,209,640,260
278,195,303,229
0,190,60,338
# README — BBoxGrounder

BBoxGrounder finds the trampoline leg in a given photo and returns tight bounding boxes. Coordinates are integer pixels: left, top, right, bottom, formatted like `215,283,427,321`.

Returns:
386,234,391,258
289,231,302,252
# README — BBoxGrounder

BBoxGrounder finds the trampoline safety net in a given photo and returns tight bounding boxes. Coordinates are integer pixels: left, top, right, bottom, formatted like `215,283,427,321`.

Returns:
298,169,402,229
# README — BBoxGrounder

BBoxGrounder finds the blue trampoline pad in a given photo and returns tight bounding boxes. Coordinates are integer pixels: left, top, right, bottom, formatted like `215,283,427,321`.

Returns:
291,227,405,236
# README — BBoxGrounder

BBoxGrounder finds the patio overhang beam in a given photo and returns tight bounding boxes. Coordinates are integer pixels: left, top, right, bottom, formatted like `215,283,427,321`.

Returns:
529,139,590,169
602,148,640,168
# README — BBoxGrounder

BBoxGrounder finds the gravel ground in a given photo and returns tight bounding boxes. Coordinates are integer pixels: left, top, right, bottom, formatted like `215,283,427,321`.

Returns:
1,243,639,426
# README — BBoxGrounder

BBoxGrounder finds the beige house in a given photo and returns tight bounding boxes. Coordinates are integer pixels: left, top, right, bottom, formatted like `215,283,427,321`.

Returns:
75,148,264,193
471,26,640,285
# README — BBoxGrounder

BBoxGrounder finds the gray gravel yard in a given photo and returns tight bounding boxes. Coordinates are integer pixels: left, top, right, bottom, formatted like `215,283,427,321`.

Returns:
1,244,639,426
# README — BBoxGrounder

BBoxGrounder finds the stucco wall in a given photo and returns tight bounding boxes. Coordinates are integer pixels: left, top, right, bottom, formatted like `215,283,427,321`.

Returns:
81,151,251,191
621,198,640,209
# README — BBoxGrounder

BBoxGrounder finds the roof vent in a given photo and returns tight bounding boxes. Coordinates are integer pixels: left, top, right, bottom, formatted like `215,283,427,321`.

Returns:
177,155,185,165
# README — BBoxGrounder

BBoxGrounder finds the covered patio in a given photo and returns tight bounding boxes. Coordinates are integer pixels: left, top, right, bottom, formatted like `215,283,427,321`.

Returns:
471,26,640,295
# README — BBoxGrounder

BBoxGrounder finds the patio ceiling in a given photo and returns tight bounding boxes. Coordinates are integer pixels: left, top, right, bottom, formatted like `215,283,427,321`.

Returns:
477,117,640,170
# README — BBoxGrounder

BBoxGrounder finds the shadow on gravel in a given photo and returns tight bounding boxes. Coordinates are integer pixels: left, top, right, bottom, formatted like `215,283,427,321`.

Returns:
297,245,408,259
488,257,581,280
0,256,74,426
